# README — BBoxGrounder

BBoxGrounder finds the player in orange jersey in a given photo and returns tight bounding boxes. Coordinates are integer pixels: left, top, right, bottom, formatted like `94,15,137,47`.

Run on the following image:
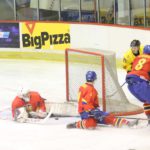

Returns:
67,71,138,129
126,45,150,124
12,88,47,122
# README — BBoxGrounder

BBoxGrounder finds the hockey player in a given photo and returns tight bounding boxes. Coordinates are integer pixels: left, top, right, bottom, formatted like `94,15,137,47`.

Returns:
126,45,150,124
123,40,144,72
12,88,47,123
67,71,138,129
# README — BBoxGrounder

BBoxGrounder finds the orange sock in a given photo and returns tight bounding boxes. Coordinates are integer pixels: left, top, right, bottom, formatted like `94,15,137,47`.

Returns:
143,103,150,115
76,118,97,129
104,114,128,127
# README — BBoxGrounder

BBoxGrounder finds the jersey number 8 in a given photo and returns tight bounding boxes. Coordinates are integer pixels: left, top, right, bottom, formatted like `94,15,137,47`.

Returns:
135,58,146,70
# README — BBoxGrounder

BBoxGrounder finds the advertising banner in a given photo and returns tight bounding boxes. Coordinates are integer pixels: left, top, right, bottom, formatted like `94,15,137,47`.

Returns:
21,22,70,50
0,23,20,48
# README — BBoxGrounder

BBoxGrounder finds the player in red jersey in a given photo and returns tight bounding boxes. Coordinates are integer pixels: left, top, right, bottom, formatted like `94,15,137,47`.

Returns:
12,88,47,122
126,45,150,124
67,71,138,129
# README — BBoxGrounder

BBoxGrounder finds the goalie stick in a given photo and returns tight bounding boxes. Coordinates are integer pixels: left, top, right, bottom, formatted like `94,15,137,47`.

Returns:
0,106,53,124
24,110,53,124
116,116,150,121
41,109,53,123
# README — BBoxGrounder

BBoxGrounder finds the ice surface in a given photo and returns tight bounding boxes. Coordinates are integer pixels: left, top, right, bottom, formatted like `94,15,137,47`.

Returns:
0,59,149,150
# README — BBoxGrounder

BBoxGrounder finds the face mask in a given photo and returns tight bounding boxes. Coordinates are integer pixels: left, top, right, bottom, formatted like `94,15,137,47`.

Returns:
22,96,30,102
132,47,139,55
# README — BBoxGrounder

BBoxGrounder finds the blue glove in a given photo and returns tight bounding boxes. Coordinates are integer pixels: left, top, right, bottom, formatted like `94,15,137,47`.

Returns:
90,108,109,121
80,111,90,120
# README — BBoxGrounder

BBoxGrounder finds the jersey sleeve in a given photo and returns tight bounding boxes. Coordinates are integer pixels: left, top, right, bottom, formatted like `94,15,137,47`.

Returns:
29,92,46,112
12,96,26,117
39,99,46,112
36,95,46,112
123,53,132,72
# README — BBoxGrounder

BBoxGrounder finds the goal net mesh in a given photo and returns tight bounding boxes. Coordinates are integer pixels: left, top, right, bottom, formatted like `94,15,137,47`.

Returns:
65,48,143,116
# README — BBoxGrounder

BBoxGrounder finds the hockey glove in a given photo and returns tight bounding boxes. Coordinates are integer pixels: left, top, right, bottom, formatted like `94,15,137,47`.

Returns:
25,104,33,112
90,108,109,121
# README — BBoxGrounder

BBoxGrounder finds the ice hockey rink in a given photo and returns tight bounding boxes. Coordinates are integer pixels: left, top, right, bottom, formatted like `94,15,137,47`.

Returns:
0,59,150,150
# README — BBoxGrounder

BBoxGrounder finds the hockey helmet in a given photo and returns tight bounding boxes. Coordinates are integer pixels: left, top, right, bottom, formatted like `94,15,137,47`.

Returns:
18,87,30,102
130,40,141,47
144,45,150,55
86,71,97,82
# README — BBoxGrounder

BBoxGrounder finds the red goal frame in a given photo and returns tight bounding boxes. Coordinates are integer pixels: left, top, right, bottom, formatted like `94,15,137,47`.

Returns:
65,48,143,116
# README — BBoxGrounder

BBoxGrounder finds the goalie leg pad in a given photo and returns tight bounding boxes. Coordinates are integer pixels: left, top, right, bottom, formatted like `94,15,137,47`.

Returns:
14,107,28,123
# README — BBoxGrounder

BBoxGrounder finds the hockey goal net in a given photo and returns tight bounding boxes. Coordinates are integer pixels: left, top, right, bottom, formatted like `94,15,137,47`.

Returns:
65,48,143,116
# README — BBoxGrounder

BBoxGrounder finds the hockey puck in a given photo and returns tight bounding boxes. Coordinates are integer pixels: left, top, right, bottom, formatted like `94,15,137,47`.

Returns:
55,117,59,120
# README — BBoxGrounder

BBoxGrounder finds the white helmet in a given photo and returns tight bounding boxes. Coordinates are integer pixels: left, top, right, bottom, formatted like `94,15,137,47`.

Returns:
18,87,30,102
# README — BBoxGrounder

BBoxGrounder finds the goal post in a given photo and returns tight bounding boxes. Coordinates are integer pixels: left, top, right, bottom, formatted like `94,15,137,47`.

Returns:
65,48,143,116
65,48,106,111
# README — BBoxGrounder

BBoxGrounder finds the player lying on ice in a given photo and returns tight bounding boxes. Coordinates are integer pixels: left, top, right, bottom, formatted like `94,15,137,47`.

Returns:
12,88,47,123
126,45,150,125
67,71,138,129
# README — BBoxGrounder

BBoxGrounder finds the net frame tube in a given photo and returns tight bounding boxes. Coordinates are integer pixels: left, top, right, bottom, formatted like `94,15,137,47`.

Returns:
65,48,106,111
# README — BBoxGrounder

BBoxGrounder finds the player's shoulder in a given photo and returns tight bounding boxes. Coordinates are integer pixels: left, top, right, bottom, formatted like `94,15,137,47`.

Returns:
138,54,150,59
13,96,22,101
81,83,87,88
30,91,40,96
80,83,94,90
80,83,88,90
123,48,133,58
140,45,144,53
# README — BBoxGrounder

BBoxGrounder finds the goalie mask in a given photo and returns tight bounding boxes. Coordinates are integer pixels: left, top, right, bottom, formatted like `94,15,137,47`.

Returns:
18,87,30,102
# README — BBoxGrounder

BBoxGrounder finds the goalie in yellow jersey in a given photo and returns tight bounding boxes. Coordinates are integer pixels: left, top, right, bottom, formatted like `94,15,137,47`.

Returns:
123,40,144,72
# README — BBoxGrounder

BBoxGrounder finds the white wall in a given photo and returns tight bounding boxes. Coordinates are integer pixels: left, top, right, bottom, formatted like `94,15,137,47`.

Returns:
70,24,150,58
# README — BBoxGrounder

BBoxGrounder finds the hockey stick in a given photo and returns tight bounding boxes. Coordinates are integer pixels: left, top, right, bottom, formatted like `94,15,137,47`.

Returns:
0,105,53,124
116,116,150,121
23,110,53,124
41,110,53,123
106,81,126,98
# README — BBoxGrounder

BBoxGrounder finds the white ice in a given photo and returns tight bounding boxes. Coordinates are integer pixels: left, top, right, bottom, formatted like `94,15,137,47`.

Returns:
0,59,149,150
